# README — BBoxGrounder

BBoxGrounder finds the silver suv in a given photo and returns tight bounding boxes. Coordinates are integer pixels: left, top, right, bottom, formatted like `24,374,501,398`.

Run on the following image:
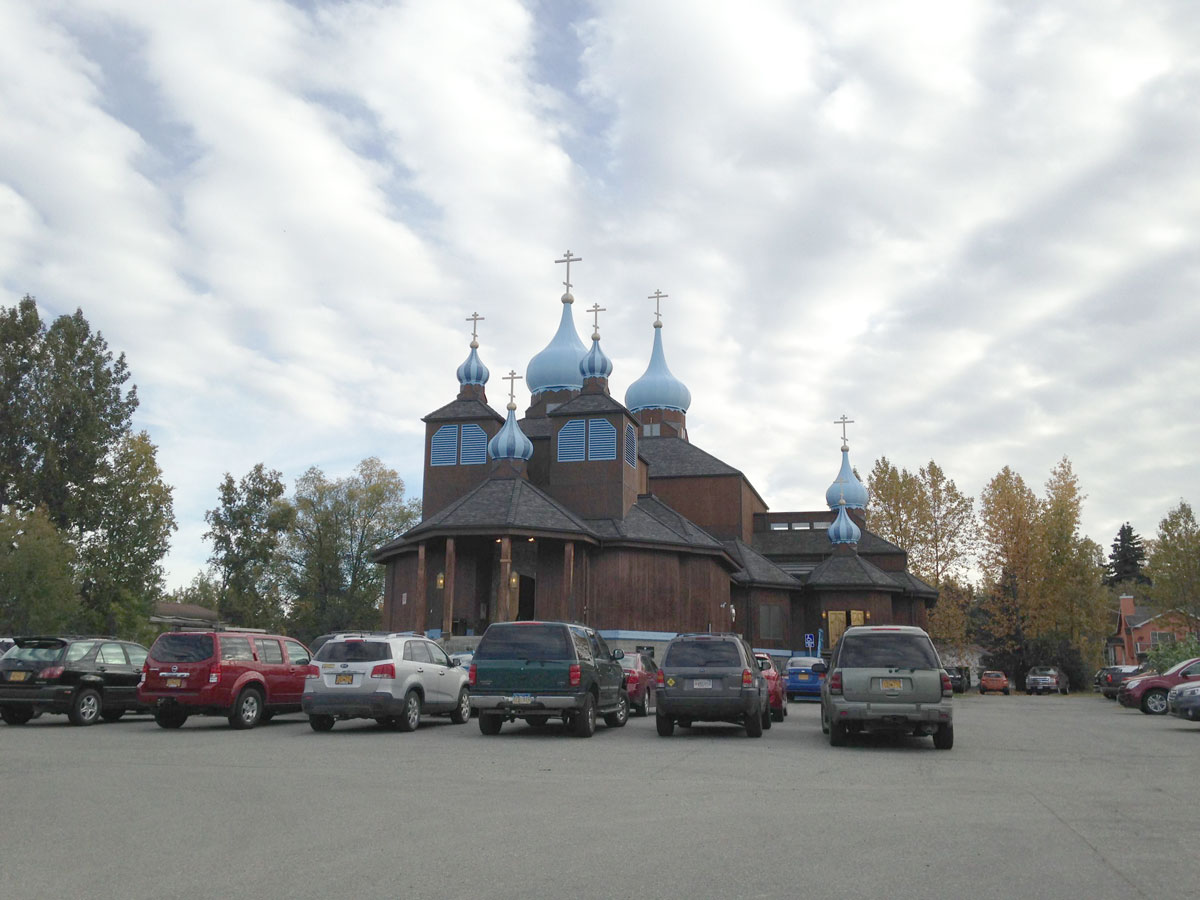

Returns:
302,632,471,732
814,625,954,750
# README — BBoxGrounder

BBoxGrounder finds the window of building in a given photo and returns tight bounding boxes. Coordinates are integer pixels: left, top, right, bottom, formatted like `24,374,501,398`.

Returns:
588,419,617,460
814,521,830,530
770,522,789,531
792,522,811,530
460,424,487,465
625,423,637,467
642,423,661,437
1150,632,1177,647
431,424,459,466
759,604,785,640
557,419,585,461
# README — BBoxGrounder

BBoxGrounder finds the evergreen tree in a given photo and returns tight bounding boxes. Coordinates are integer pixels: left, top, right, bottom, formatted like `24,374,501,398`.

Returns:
1104,522,1150,586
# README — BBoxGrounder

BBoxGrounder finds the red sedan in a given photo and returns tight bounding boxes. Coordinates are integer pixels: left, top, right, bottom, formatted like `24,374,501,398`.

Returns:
619,652,658,717
755,653,787,722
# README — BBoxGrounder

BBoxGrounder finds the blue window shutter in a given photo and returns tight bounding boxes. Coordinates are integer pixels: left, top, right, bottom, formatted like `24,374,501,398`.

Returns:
460,424,487,465
587,419,617,461
625,423,637,467
557,420,585,462
430,425,458,466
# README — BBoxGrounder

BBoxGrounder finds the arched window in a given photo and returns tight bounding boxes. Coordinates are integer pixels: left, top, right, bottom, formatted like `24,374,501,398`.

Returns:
557,420,585,461
587,420,617,460
430,425,458,466
460,424,487,465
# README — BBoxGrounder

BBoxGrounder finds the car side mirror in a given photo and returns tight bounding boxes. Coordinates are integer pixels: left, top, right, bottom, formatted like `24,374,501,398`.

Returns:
612,648,624,660
811,662,828,674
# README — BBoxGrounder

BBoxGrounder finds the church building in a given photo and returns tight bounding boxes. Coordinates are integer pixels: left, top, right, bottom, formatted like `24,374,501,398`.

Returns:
373,254,937,655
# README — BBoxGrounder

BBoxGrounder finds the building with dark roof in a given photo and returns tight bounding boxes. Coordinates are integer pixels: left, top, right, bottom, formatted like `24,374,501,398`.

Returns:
374,261,936,654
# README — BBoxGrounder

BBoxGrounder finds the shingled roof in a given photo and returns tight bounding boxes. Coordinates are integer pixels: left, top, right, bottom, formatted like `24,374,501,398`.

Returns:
887,570,939,598
638,437,741,477
548,392,632,417
423,398,504,424
723,539,804,588
805,553,903,592
586,495,730,561
752,527,906,558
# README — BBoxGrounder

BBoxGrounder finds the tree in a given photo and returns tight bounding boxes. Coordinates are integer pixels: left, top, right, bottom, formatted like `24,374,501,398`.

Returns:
0,506,79,634
918,461,976,587
0,296,42,512
1145,501,1200,627
204,464,292,630
1105,522,1150,586
926,578,973,660
866,458,927,564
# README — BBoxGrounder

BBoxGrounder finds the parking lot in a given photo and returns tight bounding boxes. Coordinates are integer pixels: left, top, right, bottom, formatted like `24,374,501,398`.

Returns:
2,692,1195,900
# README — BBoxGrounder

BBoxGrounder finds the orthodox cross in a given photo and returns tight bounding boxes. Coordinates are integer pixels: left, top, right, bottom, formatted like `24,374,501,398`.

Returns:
835,415,854,446
503,370,522,406
555,250,582,293
466,312,484,345
586,303,606,336
648,289,668,324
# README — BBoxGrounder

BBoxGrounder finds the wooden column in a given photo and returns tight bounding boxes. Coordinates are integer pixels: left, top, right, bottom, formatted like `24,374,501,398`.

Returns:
441,538,456,638
563,542,575,622
497,537,512,623
415,543,428,633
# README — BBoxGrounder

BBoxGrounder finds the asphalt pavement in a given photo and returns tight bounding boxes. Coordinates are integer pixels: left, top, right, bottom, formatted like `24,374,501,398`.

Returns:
1,691,1195,900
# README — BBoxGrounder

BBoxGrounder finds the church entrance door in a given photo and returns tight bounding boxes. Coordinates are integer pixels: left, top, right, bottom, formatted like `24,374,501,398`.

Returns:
827,610,867,648
517,575,536,621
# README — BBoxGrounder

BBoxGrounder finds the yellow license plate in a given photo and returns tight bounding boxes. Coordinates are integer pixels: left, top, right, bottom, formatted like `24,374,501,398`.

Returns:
166,678,182,688
9,670,28,681
335,674,353,685
881,678,903,691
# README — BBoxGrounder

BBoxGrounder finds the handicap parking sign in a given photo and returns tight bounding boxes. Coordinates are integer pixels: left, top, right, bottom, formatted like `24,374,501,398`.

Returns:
805,633,815,649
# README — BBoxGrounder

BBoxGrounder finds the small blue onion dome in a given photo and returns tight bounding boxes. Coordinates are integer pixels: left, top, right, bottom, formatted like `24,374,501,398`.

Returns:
456,340,489,386
828,498,862,545
580,330,613,380
488,405,533,461
826,445,869,510
624,323,691,413
526,293,587,394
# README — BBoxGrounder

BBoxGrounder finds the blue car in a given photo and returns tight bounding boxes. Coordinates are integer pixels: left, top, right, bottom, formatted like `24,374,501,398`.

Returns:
785,656,824,700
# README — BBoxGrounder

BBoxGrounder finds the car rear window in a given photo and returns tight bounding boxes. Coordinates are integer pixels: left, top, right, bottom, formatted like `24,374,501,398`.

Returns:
983,671,1004,678
474,624,573,661
6,641,65,663
151,634,215,663
664,640,742,668
787,657,820,668
1028,667,1053,676
838,634,939,669
316,640,392,662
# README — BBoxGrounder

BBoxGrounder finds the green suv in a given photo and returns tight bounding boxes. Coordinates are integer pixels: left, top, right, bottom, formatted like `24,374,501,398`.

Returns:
468,621,629,737
814,625,954,750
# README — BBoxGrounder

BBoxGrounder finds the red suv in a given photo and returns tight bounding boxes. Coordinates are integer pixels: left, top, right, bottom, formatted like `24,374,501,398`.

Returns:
1118,657,1200,715
619,652,658,717
138,631,313,729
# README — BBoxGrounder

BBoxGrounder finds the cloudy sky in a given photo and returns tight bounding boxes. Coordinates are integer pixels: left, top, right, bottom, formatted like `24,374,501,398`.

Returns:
2,0,1197,589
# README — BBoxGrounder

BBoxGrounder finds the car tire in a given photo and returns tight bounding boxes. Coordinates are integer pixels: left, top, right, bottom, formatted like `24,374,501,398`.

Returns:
604,692,629,728
479,713,503,735
68,688,102,726
398,689,421,732
820,705,830,735
573,694,597,738
1003,688,1010,695
746,708,764,738
229,687,264,730
635,690,650,717
1,705,34,725
933,723,954,750
154,709,187,729
451,688,471,725
1141,689,1168,715
761,704,772,730
656,710,675,736
100,709,126,723
771,705,784,722
309,715,335,732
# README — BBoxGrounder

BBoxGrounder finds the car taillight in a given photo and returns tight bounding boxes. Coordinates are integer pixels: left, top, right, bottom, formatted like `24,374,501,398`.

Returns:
626,670,639,685
370,663,396,679
656,669,665,686
569,663,581,687
468,663,477,687
139,662,148,685
742,668,753,685
941,672,953,697
39,666,64,681
209,664,220,684
829,671,843,695
304,665,321,679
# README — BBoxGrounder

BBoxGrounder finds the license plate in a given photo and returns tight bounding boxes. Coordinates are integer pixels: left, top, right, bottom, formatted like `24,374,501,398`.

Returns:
511,693,533,705
9,671,28,682
797,674,811,681
881,678,903,691
335,674,353,685
692,679,712,689
165,678,182,688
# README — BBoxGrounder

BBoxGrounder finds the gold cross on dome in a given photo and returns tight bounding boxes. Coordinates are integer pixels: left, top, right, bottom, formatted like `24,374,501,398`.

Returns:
465,312,485,341
587,303,606,334
648,289,668,324
503,370,523,405
835,415,854,444
555,250,582,292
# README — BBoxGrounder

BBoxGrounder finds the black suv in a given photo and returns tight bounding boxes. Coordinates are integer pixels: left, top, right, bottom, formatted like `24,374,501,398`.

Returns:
655,632,771,737
0,636,150,726
468,621,629,737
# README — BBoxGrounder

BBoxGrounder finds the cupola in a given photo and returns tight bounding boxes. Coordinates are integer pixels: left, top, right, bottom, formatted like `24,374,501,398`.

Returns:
526,252,587,396
828,496,862,545
489,369,534,462
825,420,869,510
625,322,691,413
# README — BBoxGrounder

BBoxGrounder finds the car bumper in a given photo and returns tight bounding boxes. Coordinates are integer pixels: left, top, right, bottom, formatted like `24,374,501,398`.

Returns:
658,690,759,721
0,685,77,711
302,691,405,718
1117,691,1138,709
825,697,952,730
1168,694,1200,721
470,693,585,715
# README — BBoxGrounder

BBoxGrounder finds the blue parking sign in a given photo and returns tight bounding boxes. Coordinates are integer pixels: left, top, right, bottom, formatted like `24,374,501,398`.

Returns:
805,633,815,649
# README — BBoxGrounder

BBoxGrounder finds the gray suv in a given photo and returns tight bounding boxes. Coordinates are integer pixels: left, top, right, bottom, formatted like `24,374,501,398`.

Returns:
302,632,471,732
814,625,954,750
655,632,771,737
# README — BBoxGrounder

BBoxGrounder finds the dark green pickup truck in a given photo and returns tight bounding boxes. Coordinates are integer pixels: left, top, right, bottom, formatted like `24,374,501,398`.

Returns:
468,621,629,737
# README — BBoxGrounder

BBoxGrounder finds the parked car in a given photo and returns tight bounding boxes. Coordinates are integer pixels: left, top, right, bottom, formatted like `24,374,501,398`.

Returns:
784,655,824,700
1098,665,1142,700
944,667,966,693
1167,680,1200,722
469,621,628,737
449,651,474,670
138,631,312,729
1025,666,1069,695
655,632,770,738
0,637,15,657
978,671,1010,695
619,651,658,717
814,625,954,749
302,632,470,731
1118,657,1200,715
0,636,149,726
755,652,787,722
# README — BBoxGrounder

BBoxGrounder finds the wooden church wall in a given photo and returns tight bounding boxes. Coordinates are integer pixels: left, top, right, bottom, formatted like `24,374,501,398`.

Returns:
646,474,746,541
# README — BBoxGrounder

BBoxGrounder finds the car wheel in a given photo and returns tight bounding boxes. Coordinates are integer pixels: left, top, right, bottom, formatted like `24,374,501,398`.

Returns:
746,708,764,738
1142,689,1169,715
478,713,503,735
933,723,954,750
100,709,126,723
398,689,421,732
573,693,597,738
229,687,264,729
0,705,34,725
154,709,187,729
829,719,848,747
820,705,830,735
771,705,784,722
309,715,335,732
68,688,102,726
604,691,629,728
635,690,649,717
761,704,772,730
451,688,471,725
656,710,675,736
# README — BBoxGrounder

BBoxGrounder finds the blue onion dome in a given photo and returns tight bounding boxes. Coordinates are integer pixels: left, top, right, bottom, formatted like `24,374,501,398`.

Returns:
488,403,534,461
456,339,490,386
624,323,691,412
828,497,862,545
826,445,869,510
580,327,613,380
526,293,587,394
